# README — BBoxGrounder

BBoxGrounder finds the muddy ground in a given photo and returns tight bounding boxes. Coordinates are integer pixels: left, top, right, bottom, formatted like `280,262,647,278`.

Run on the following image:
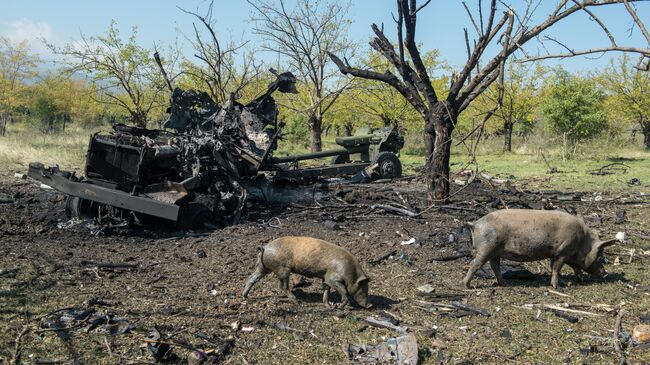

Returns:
1,171,649,365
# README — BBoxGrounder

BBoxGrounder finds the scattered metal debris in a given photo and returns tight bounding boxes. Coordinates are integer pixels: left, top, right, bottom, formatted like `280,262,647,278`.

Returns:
345,333,418,365
627,178,641,185
146,327,176,361
590,163,630,176
27,68,405,232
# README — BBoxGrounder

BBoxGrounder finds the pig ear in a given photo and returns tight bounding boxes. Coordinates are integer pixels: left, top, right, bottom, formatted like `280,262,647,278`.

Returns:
598,238,618,249
357,276,370,284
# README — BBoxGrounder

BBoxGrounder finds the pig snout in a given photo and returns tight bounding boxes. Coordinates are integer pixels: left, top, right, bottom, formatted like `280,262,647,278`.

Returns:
585,260,607,277
353,292,371,309
351,278,371,308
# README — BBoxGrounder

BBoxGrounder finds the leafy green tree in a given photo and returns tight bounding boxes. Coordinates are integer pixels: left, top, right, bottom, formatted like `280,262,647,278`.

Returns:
48,21,171,127
475,62,540,151
599,55,650,149
542,69,607,159
282,115,310,148
30,92,61,133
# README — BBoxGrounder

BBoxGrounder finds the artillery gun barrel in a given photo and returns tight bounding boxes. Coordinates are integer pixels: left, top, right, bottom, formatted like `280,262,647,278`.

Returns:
269,146,366,164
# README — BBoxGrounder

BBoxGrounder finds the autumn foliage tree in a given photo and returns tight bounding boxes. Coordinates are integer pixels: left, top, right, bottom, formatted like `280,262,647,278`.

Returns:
0,36,39,133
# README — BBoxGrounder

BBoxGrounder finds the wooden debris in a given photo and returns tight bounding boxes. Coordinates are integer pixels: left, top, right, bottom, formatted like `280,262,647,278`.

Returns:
614,310,626,365
479,172,508,184
430,253,467,262
590,163,630,176
10,325,30,365
543,304,603,317
368,250,396,266
363,316,408,333
80,261,138,270
547,289,571,298
412,300,488,317
370,204,419,218
416,292,465,301
450,301,490,317
549,309,578,323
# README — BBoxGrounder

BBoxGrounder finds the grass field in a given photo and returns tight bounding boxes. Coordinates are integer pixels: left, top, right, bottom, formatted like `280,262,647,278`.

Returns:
3,122,647,195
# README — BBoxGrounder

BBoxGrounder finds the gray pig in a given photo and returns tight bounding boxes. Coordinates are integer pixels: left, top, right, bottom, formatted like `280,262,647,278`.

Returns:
464,209,618,289
242,236,371,308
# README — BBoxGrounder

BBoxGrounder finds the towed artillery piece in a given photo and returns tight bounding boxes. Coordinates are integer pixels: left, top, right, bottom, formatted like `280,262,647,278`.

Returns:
264,126,403,182
28,70,404,229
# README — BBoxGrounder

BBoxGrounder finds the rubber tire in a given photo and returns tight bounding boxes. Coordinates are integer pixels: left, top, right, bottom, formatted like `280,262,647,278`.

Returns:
177,202,215,230
330,154,350,165
65,195,94,219
374,151,402,179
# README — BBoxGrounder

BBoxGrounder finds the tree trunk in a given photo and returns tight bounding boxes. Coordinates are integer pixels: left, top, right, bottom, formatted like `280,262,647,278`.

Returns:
132,110,147,128
323,124,331,137
344,122,353,136
309,115,323,152
335,125,340,136
426,102,455,203
381,116,392,127
642,121,650,150
503,121,513,152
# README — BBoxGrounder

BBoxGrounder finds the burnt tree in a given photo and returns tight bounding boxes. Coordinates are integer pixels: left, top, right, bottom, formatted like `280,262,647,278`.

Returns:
329,0,647,202
179,1,261,105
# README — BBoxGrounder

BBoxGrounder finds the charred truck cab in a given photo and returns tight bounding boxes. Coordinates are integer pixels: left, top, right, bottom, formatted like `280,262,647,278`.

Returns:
28,69,404,229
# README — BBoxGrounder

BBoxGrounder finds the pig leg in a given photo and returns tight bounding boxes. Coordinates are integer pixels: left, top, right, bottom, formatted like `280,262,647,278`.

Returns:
324,276,350,308
322,282,331,306
568,263,584,282
242,264,270,298
463,255,490,288
277,268,298,302
550,256,566,289
489,257,505,286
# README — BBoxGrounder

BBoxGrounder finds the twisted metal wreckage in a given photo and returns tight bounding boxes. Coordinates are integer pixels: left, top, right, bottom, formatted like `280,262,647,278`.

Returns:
28,70,405,229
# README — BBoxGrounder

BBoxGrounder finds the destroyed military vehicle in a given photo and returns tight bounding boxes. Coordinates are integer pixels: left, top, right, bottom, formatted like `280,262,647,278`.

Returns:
28,70,404,229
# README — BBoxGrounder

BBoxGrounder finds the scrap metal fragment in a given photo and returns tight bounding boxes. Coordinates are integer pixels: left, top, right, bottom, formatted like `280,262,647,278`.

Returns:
345,333,418,365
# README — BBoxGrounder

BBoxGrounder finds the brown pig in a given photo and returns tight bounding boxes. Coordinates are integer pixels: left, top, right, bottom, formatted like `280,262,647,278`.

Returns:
464,209,618,289
242,236,371,308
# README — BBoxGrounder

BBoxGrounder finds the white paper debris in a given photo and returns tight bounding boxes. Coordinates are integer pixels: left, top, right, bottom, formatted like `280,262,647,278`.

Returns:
400,238,416,245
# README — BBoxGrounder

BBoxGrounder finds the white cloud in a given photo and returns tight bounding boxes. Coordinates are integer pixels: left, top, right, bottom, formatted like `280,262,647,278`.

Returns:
3,19,54,55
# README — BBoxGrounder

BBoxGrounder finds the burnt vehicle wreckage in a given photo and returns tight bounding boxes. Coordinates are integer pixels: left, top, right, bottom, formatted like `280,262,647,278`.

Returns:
28,69,404,229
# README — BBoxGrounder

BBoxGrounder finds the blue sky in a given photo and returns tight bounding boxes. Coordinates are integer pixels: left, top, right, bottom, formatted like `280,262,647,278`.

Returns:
1,1,648,73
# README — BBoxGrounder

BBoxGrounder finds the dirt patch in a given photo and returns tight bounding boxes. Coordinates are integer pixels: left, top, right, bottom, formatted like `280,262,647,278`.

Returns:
1,172,649,364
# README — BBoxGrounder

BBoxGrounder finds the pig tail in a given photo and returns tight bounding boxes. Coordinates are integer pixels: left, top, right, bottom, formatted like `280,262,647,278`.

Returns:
258,246,268,270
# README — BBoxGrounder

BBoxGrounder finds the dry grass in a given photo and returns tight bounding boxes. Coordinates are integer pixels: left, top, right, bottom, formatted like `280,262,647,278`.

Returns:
0,122,95,172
